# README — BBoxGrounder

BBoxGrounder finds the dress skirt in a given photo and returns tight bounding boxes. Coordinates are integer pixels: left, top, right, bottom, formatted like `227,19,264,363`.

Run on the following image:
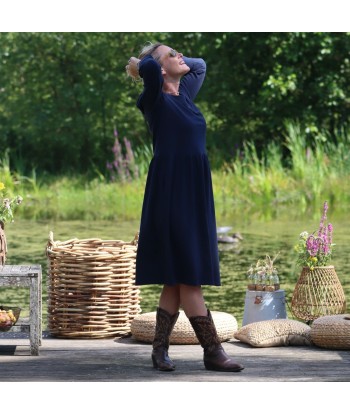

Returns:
135,153,220,286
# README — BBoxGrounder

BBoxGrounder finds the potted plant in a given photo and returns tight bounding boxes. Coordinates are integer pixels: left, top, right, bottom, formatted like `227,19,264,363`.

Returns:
0,181,23,265
246,253,280,292
291,201,346,322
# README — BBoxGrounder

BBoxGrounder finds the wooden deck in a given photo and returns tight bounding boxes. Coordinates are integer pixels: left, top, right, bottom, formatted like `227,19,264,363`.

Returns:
0,331,349,382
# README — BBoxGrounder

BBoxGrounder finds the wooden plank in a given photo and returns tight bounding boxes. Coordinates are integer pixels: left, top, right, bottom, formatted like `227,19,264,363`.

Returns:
29,273,40,355
3,325,30,333
0,276,31,287
0,335,349,382
0,264,41,277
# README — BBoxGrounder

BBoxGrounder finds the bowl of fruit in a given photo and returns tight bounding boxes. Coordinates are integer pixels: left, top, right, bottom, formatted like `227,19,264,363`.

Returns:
0,306,21,332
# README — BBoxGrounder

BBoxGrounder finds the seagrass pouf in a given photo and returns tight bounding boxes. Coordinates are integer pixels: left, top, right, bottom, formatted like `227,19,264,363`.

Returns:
130,310,238,344
310,314,350,350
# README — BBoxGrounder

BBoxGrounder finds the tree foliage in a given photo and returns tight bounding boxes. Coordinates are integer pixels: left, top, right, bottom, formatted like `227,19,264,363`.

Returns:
0,32,349,174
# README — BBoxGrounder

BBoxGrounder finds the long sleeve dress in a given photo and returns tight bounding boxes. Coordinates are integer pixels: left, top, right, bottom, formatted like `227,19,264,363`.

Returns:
135,54,220,286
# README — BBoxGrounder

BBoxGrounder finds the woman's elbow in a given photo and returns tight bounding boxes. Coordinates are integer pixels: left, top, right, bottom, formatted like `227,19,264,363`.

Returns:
197,58,206,74
199,58,206,69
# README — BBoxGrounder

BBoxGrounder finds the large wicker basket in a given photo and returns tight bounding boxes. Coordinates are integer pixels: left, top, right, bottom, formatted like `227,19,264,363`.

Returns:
46,232,141,339
291,266,346,322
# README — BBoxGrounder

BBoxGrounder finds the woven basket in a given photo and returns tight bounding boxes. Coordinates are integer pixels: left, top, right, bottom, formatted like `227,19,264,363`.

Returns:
291,266,346,322
131,310,238,344
46,232,141,339
310,314,350,350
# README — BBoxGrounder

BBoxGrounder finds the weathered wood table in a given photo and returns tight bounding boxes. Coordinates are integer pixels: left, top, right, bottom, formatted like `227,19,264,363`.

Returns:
0,264,42,355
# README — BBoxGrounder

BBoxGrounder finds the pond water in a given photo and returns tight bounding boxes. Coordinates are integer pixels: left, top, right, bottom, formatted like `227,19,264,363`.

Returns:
2,211,349,328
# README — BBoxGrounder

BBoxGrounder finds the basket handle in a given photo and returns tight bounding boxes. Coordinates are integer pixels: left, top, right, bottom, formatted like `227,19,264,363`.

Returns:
46,231,56,256
131,232,139,246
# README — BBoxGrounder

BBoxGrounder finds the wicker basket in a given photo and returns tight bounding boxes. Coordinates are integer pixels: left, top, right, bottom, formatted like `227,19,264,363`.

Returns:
291,266,346,322
46,232,141,339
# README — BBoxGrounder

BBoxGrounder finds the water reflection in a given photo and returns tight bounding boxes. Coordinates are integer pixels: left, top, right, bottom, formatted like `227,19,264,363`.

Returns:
3,215,349,328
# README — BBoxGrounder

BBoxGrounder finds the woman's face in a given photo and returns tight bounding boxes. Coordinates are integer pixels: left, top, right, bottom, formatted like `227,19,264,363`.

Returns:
154,45,190,77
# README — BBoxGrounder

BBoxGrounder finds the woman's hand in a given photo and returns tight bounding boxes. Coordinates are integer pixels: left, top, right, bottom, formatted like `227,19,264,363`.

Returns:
126,57,141,79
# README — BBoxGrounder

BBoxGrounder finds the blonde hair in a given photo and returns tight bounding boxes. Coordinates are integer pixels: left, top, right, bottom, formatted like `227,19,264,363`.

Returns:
138,42,162,60
126,42,162,81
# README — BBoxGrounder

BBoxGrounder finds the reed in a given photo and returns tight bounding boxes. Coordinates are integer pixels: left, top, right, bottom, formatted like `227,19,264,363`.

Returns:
213,123,350,219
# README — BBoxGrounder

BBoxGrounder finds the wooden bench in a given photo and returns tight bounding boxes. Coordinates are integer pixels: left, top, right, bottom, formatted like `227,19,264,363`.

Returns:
0,264,42,355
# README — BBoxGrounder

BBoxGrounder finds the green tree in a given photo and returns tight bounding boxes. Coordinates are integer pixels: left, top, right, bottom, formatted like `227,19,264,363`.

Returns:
1,32,349,174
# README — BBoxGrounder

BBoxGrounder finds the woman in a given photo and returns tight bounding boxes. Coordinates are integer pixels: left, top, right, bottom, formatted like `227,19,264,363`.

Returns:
126,42,244,373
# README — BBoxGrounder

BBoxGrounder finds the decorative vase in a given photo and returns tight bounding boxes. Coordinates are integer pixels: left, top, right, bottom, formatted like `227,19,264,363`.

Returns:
291,265,346,322
0,220,7,266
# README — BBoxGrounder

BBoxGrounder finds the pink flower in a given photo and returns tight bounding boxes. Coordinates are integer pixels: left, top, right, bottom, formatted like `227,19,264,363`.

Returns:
327,223,333,248
318,201,328,237
296,201,334,268
306,235,320,256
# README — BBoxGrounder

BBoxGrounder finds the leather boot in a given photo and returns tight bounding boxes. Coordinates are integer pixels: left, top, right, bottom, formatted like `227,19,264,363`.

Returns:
152,307,179,371
189,310,244,372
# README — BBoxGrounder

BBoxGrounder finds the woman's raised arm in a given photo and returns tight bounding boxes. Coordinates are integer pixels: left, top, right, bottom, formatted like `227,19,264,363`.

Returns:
180,57,206,100
137,55,164,113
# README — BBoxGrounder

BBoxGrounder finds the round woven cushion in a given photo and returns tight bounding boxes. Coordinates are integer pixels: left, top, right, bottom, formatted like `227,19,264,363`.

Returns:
131,310,238,344
310,314,350,349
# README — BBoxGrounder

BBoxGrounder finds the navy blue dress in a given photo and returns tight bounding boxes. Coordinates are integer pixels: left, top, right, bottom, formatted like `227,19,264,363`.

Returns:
135,55,220,286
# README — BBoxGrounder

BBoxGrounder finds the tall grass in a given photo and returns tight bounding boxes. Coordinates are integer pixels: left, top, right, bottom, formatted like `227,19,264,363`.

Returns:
213,122,350,219
2,122,350,222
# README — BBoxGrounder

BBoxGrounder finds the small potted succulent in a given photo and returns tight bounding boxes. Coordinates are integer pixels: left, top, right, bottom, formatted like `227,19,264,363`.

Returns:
246,253,280,292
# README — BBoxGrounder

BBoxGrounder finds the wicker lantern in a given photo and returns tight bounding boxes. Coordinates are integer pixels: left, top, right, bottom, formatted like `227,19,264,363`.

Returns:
291,266,346,323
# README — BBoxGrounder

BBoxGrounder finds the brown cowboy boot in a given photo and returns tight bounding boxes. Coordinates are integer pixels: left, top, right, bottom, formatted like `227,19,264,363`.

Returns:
189,309,244,372
152,307,179,371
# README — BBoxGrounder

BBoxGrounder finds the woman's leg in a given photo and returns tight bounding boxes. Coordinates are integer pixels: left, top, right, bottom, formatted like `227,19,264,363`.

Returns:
179,283,244,372
159,284,181,314
152,284,181,371
179,284,207,317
